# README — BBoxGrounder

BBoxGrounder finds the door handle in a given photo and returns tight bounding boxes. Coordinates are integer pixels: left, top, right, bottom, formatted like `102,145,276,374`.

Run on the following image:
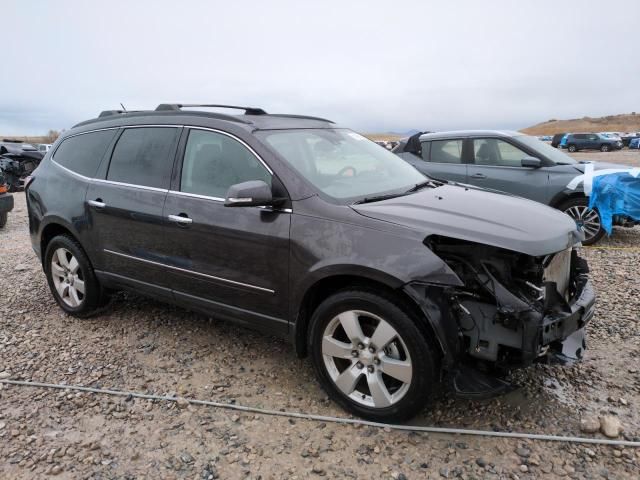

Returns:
470,173,487,179
88,199,106,209
168,214,193,225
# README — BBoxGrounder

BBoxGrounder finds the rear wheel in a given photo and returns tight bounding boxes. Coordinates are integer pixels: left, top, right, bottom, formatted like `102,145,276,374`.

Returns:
600,144,610,152
44,234,108,317
560,197,605,245
567,144,577,152
0,212,7,228
308,289,436,422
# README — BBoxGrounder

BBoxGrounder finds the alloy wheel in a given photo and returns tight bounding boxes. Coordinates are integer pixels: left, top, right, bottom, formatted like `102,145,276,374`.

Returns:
321,310,413,408
564,205,602,243
50,247,85,307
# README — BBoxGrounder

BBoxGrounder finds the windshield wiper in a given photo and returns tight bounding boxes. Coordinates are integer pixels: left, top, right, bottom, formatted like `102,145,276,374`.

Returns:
404,179,440,193
353,192,408,205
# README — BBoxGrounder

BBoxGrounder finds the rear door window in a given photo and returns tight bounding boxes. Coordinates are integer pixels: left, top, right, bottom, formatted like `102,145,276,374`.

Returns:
53,129,118,178
180,129,271,199
429,140,463,163
107,127,179,189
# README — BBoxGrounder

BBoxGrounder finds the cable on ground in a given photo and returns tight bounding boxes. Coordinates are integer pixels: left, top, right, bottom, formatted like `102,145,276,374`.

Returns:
1,379,638,447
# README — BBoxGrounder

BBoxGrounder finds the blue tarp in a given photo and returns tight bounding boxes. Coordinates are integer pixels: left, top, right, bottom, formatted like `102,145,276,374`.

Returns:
589,172,640,234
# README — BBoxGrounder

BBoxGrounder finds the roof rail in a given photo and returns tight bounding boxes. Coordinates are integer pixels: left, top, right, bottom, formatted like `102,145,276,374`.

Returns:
155,104,267,115
267,113,334,124
98,110,145,118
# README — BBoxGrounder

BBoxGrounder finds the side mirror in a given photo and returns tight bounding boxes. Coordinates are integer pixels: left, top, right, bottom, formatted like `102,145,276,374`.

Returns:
521,156,542,168
224,180,273,207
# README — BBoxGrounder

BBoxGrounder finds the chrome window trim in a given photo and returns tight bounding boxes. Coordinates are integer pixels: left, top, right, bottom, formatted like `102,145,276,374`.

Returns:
92,178,168,193
167,190,293,213
50,124,277,194
185,126,274,175
51,127,120,165
103,249,275,294
51,159,92,181
168,190,225,202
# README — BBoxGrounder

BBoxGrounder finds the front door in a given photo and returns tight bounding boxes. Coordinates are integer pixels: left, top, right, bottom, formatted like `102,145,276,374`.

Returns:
161,127,291,334
466,137,552,203
86,126,181,291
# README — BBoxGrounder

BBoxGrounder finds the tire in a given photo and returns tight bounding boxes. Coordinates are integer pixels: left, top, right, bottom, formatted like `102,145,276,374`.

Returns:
44,234,108,317
0,212,7,228
600,144,610,152
567,144,577,152
559,197,605,245
308,289,437,422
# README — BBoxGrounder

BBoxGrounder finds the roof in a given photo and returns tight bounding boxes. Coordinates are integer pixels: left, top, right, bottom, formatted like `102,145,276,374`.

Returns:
419,130,524,141
72,104,336,131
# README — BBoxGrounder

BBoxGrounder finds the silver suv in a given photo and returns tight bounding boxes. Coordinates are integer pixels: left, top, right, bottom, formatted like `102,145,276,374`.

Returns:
394,130,638,244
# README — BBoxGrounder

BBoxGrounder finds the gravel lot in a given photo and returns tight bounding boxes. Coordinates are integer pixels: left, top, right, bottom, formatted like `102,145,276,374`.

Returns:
1,151,639,479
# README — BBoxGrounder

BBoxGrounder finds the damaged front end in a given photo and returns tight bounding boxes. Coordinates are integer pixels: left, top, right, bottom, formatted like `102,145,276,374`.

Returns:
405,235,595,395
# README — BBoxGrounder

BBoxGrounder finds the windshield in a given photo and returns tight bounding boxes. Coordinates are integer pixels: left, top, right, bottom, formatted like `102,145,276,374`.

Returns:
514,135,577,165
257,129,426,202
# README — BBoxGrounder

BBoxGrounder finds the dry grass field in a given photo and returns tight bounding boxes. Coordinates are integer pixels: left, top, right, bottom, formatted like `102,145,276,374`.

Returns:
522,113,640,136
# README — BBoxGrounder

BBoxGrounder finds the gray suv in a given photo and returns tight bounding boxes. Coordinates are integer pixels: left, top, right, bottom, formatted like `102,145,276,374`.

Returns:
394,130,638,244
564,133,622,153
27,107,594,421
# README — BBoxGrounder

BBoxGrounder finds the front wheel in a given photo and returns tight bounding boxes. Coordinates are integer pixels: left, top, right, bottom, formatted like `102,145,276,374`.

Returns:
308,289,437,422
600,144,610,152
560,197,605,245
0,212,7,228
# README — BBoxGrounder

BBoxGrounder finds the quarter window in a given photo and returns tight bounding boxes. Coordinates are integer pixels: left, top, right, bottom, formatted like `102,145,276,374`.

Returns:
180,129,271,199
474,139,528,167
107,127,179,189
53,130,117,177
430,140,463,163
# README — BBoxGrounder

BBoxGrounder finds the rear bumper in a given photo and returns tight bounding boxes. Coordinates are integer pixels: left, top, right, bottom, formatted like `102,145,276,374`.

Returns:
0,193,14,214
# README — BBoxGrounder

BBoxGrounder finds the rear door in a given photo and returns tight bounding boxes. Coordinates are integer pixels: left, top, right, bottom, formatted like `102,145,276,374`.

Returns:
404,138,469,183
466,137,552,203
86,126,180,292
160,127,291,334
586,134,599,150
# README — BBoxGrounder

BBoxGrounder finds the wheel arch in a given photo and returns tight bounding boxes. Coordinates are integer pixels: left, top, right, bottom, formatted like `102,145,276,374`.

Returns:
292,270,444,361
39,218,83,262
549,189,587,209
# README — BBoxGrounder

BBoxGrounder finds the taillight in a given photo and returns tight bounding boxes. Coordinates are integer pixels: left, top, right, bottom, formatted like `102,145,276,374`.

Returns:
0,184,7,194
24,175,34,189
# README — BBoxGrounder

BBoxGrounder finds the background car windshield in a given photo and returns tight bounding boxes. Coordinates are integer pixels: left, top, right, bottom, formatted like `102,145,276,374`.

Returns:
515,135,577,165
258,129,425,201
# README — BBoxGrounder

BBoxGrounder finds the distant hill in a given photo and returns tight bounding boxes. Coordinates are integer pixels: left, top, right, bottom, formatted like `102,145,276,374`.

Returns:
522,113,640,135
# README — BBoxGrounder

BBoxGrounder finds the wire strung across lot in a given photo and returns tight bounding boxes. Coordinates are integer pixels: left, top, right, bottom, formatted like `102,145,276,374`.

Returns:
2,379,639,448
582,246,640,252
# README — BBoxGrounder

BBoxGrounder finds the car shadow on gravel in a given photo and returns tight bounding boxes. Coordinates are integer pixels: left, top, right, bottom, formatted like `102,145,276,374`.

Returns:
98,290,587,435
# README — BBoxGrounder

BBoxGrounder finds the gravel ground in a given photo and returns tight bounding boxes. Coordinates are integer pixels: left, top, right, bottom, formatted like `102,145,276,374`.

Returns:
1,151,639,479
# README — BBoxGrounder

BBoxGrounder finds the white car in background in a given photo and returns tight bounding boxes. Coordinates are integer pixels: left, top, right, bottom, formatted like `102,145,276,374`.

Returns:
36,143,52,153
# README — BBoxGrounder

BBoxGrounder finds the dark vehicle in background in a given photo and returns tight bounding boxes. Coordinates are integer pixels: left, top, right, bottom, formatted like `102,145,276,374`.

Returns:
394,130,638,244
565,133,622,152
551,133,567,148
26,104,594,421
0,170,14,228
621,133,640,148
0,140,44,191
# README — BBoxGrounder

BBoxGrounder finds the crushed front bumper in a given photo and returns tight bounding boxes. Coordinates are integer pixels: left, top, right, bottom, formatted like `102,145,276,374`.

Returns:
540,278,595,361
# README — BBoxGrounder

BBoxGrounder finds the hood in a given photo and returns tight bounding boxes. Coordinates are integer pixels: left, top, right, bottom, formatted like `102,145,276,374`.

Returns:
571,161,633,173
352,185,580,257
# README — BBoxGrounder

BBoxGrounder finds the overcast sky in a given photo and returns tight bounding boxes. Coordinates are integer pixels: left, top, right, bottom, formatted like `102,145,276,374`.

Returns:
2,0,639,135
